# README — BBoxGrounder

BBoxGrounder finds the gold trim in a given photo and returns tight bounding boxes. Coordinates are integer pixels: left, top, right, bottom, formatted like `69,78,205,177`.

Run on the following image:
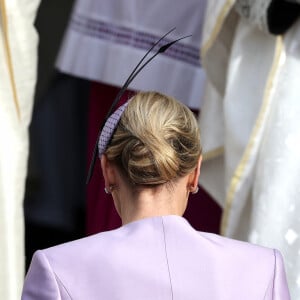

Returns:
0,0,21,120
221,36,284,235
201,0,235,59
202,147,224,162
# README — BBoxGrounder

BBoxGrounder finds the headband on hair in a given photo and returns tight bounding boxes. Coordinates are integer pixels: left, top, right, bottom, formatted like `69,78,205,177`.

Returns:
98,101,129,157
86,28,191,184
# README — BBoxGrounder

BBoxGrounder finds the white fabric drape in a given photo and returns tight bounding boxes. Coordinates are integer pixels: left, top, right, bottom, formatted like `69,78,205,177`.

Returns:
0,0,40,298
56,0,207,109
199,1,300,298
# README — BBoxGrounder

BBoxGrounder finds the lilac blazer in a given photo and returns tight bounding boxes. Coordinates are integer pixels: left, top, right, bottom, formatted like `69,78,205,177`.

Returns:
22,215,290,299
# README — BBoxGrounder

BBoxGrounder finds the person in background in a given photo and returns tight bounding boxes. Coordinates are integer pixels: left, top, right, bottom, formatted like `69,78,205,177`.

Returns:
22,91,290,299
199,1,300,297
0,0,40,299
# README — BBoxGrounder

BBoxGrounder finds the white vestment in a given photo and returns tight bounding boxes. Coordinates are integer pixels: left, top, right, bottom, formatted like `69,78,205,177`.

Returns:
199,1,300,298
0,0,40,298
56,0,207,109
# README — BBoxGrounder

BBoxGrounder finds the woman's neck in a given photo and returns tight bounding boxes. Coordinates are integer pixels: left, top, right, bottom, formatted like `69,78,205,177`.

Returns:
115,178,189,225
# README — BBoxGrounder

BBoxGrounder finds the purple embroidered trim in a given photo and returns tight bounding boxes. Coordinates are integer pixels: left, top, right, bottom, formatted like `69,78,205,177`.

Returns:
98,101,129,157
70,14,201,67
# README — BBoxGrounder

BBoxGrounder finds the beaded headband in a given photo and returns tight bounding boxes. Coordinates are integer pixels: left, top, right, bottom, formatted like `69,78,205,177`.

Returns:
98,101,129,157
86,28,191,184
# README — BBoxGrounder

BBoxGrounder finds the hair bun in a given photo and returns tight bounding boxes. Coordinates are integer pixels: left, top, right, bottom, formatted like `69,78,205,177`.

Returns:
105,91,201,186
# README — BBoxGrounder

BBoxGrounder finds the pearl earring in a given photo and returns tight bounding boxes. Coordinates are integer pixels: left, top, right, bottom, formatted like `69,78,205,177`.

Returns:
191,186,199,194
104,187,111,194
104,185,116,194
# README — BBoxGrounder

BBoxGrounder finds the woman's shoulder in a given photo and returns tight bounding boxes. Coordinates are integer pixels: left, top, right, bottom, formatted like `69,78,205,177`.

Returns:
38,217,278,265
197,230,280,271
163,215,277,262
33,216,280,275
41,227,122,259
199,230,272,252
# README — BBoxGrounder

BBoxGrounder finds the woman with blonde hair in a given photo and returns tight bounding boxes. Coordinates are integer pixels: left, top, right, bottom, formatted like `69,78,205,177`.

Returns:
22,91,290,299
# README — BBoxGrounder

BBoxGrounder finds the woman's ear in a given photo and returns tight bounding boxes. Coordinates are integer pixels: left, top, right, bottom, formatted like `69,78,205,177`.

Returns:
100,155,116,189
189,155,202,191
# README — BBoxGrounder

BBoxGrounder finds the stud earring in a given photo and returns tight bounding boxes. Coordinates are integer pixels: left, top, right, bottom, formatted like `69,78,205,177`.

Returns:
191,186,199,194
104,185,116,194
104,187,111,194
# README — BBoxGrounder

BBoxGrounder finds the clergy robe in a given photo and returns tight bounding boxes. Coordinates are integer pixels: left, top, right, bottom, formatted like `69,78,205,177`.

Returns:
199,1,300,297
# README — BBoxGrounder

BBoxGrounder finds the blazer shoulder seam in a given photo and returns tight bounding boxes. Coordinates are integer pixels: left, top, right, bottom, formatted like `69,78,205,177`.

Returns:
53,271,73,300
39,251,73,300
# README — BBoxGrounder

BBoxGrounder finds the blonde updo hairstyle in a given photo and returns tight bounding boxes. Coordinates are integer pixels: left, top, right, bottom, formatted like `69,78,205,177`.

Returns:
105,91,202,187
